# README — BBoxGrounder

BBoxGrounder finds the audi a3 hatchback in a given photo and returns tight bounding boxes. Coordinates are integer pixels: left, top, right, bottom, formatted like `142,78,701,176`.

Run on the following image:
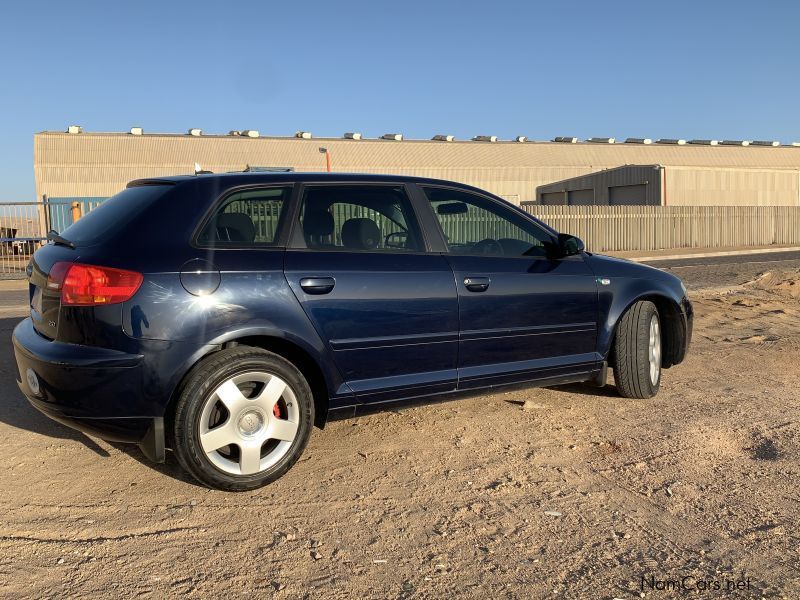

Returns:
13,173,692,490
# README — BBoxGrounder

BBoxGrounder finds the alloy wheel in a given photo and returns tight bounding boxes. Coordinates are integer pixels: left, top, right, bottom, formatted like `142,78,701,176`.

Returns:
198,371,299,476
648,315,661,386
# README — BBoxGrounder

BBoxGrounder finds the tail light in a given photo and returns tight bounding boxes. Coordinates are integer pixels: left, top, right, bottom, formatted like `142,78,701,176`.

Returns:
47,262,143,306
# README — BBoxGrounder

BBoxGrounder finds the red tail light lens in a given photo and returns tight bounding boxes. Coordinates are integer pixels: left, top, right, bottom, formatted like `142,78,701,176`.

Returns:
46,261,71,291
49,262,143,306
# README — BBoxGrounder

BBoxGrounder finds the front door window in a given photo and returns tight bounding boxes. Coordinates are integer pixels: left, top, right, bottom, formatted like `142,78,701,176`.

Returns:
422,186,553,258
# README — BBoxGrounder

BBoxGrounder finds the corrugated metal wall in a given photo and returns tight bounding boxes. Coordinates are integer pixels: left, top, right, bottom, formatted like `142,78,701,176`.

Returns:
521,205,800,251
537,164,800,206
34,133,800,206
537,165,662,205
665,166,800,206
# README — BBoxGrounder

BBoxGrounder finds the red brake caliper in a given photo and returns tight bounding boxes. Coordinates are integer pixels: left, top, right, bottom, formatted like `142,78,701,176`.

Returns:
273,403,282,418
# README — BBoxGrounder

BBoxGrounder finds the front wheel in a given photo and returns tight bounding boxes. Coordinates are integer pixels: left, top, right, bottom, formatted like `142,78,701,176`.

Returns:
611,301,662,399
172,347,314,491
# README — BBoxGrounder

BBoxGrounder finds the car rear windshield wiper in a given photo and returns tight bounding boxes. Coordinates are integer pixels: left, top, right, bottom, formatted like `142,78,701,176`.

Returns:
47,230,75,249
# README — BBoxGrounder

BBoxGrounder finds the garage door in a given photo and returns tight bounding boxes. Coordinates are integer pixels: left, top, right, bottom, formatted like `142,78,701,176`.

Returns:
540,192,565,205
568,188,594,205
609,184,647,205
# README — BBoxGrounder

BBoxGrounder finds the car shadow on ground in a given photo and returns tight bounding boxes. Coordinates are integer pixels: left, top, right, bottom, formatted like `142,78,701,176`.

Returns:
0,316,201,486
106,442,204,487
0,317,112,457
548,382,622,398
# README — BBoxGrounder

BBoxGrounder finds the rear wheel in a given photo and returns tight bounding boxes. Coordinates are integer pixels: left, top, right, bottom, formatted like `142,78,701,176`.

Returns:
173,347,314,491
611,301,662,399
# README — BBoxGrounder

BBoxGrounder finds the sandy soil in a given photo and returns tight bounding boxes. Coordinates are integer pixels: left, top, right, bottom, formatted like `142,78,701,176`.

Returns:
0,265,798,599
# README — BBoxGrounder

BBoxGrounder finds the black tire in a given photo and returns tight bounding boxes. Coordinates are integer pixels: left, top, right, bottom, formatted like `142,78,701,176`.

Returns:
611,300,661,399
172,346,314,491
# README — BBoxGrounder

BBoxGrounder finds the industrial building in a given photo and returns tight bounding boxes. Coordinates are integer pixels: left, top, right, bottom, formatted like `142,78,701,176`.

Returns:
33,129,800,207
535,162,800,206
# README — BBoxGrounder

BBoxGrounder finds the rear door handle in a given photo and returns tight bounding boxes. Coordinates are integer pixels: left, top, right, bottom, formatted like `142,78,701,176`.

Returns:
463,276,490,292
299,276,336,295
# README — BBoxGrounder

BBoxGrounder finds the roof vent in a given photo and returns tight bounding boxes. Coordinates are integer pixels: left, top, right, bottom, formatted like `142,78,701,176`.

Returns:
689,139,719,145
344,132,362,140
381,133,403,141
656,138,687,145
432,134,455,142
66,125,83,134
751,140,780,147
472,135,497,142
188,128,203,136
587,137,615,144
625,138,652,144
720,140,750,146
514,136,528,143
552,136,577,143
241,130,260,138
129,127,144,136
295,131,312,139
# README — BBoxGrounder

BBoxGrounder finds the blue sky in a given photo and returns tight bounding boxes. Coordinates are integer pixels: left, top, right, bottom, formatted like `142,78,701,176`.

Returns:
1,0,799,200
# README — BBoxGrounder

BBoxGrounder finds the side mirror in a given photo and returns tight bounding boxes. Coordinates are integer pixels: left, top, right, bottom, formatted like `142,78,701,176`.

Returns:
558,233,584,257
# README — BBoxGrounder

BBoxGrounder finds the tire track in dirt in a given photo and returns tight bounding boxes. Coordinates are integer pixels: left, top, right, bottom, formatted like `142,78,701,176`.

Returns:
0,526,199,545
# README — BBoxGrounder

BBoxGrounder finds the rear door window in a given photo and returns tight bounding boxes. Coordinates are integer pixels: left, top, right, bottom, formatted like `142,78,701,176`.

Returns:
198,186,291,246
58,185,172,246
299,185,423,252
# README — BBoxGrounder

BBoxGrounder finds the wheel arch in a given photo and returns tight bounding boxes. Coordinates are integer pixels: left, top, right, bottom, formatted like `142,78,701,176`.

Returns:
603,292,687,369
227,334,331,428
164,330,338,437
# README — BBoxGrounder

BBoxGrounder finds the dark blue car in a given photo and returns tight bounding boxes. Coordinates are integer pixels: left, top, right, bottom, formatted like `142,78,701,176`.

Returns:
13,173,692,490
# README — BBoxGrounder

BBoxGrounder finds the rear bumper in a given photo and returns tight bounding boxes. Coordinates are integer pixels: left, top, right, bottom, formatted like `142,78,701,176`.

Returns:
12,318,166,460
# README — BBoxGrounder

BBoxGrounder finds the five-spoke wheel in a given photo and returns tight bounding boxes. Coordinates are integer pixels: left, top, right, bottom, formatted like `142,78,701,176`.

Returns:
199,372,300,476
648,314,661,386
173,347,313,491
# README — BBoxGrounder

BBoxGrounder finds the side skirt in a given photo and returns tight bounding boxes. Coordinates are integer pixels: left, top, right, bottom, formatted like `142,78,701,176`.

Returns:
349,369,599,418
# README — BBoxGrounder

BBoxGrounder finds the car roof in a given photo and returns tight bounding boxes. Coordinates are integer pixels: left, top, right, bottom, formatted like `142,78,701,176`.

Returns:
127,171,485,192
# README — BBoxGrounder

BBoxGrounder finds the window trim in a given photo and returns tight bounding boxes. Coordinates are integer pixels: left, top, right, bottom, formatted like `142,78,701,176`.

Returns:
418,184,558,259
191,183,297,250
287,182,433,254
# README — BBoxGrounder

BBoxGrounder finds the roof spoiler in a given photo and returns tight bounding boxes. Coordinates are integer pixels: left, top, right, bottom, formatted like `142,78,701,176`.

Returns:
126,179,179,188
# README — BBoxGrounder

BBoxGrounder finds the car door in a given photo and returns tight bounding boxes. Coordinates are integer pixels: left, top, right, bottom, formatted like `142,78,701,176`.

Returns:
283,182,459,404
418,185,600,390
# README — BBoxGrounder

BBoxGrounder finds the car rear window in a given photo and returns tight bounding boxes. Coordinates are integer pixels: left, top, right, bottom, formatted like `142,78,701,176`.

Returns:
58,185,172,246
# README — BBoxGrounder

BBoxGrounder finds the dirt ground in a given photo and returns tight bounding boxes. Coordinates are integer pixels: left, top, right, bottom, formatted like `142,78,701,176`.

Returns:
0,260,798,599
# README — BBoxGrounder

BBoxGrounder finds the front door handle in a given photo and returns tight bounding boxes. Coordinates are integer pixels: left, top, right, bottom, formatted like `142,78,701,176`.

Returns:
299,276,336,295
464,276,490,292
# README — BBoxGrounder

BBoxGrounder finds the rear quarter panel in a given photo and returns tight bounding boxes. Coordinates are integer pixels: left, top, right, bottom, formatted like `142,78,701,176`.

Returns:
120,249,354,410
